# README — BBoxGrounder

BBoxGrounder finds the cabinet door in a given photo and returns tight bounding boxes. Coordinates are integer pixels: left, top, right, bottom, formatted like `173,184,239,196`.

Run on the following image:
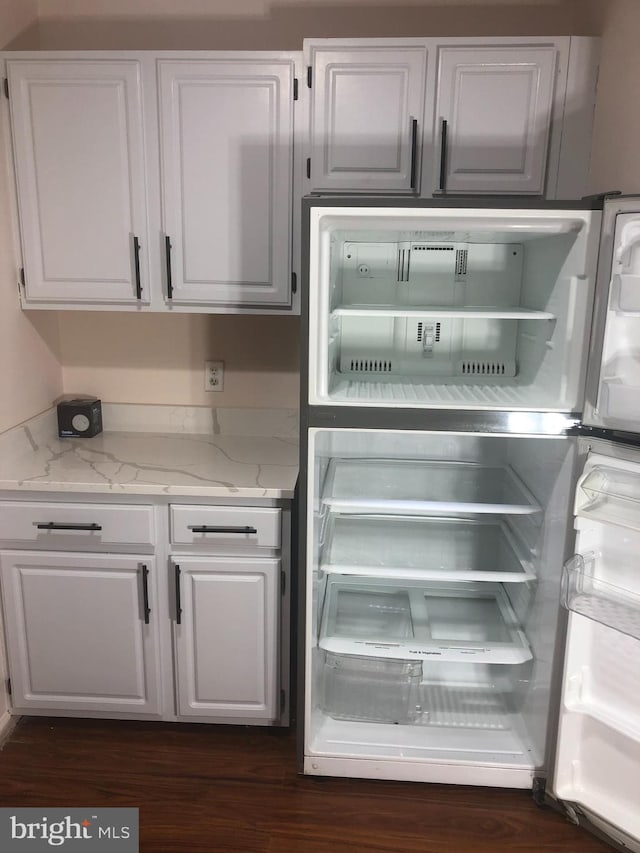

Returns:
434,47,557,194
158,59,294,307
174,556,279,720
7,60,150,304
0,552,161,715
308,45,427,193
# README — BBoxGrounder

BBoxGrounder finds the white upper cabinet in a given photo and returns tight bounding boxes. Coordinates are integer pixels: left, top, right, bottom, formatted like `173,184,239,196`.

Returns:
306,42,427,193
7,60,150,304
433,46,558,195
158,59,295,307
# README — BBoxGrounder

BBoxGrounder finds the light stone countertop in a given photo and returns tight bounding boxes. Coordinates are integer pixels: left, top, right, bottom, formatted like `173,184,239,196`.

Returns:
0,405,299,499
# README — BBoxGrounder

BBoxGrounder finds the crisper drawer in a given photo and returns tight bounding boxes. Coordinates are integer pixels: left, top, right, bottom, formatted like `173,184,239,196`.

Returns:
0,501,155,549
170,505,281,549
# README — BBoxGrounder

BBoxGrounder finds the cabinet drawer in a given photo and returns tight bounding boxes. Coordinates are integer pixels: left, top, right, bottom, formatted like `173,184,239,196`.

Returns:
0,501,154,549
170,506,281,549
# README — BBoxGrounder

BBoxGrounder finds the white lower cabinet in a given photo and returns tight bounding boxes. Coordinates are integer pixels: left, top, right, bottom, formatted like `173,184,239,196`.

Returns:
173,556,280,720
0,497,289,726
0,551,161,716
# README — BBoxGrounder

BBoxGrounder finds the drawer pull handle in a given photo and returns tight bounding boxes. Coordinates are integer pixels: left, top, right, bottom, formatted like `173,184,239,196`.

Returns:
187,525,258,535
174,563,182,625
140,564,150,625
36,522,102,531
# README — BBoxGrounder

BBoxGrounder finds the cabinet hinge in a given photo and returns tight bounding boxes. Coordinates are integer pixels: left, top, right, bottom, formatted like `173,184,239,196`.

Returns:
280,569,287,595
280,688,286,713
291,272,297,295
3,78,8,99
19,267,25,290
306,158,311,180
6,678,11,697
306,66,312,88
293,78,299,101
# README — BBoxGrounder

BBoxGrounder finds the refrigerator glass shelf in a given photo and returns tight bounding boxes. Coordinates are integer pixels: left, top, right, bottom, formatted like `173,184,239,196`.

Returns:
322,459,542,517
320,515,535,582
331,305,555,320
576,465,640,531
562,554,640,641
319,576,532,664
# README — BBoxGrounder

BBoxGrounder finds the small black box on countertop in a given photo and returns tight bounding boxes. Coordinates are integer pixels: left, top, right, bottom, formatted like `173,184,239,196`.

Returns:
57,397,103,438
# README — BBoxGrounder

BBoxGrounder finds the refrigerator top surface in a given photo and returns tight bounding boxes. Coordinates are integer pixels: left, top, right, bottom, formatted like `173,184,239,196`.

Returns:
303,194,606,211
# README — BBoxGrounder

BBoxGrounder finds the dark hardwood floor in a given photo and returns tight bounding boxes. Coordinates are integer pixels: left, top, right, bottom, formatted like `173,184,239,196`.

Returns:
0,717,612,852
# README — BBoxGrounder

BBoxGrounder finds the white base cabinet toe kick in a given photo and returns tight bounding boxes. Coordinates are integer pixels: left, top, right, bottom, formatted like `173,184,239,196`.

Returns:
0,496,291,727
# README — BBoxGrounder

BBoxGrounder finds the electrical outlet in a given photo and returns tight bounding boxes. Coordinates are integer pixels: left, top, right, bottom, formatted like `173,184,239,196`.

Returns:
205,360,224,392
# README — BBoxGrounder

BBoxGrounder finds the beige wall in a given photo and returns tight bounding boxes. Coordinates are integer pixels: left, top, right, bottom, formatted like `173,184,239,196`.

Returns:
12,0,603,49
0,0,61,435
59,313,300,408
588,0,640,194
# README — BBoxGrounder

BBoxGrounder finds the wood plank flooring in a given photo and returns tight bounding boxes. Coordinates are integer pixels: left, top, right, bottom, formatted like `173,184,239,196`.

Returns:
0,717,613,852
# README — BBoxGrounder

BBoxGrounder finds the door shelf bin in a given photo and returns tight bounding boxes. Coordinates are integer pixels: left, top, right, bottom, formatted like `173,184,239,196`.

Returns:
319,576,532,664
576,465,640,531
322,459,542,517
320,515,535,582
321,652,423,724
562,554,640,641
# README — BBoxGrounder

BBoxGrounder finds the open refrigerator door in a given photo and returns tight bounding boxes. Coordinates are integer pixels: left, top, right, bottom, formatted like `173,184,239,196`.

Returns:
583,197,640,435
552,449,640,853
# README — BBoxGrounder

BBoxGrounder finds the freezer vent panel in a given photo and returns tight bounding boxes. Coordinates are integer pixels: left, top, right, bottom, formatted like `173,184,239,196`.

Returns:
349,359,393,373
397,248,410,282
455,249,468,280
413,246,455,252
461,362,507,375
416,322,442,343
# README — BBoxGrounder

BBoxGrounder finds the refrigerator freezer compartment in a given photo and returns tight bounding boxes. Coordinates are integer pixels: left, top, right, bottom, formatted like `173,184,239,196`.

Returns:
322,458,542,517
575,464,640,531
319,576,533,664
562,553,640,641
308,206,599,411
320,515,536,582
320,652,423,724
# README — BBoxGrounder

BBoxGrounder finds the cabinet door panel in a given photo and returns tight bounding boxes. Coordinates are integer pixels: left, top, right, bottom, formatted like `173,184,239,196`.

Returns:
310,46,427,192
7,60,149,303
175,557,279,719
435,47,557,194
0,552,161,715
159,60,293,306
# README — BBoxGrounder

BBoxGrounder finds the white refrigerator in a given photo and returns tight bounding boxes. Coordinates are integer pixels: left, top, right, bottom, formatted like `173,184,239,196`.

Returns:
298,195,640,853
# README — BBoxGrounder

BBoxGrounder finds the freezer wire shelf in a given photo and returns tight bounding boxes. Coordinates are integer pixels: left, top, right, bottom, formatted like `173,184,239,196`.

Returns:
320,515,536,583
328,376,560,408
562,554,640,641
331,305,556,320
319,576,533,664
322,458,542,518
576,465,640,532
